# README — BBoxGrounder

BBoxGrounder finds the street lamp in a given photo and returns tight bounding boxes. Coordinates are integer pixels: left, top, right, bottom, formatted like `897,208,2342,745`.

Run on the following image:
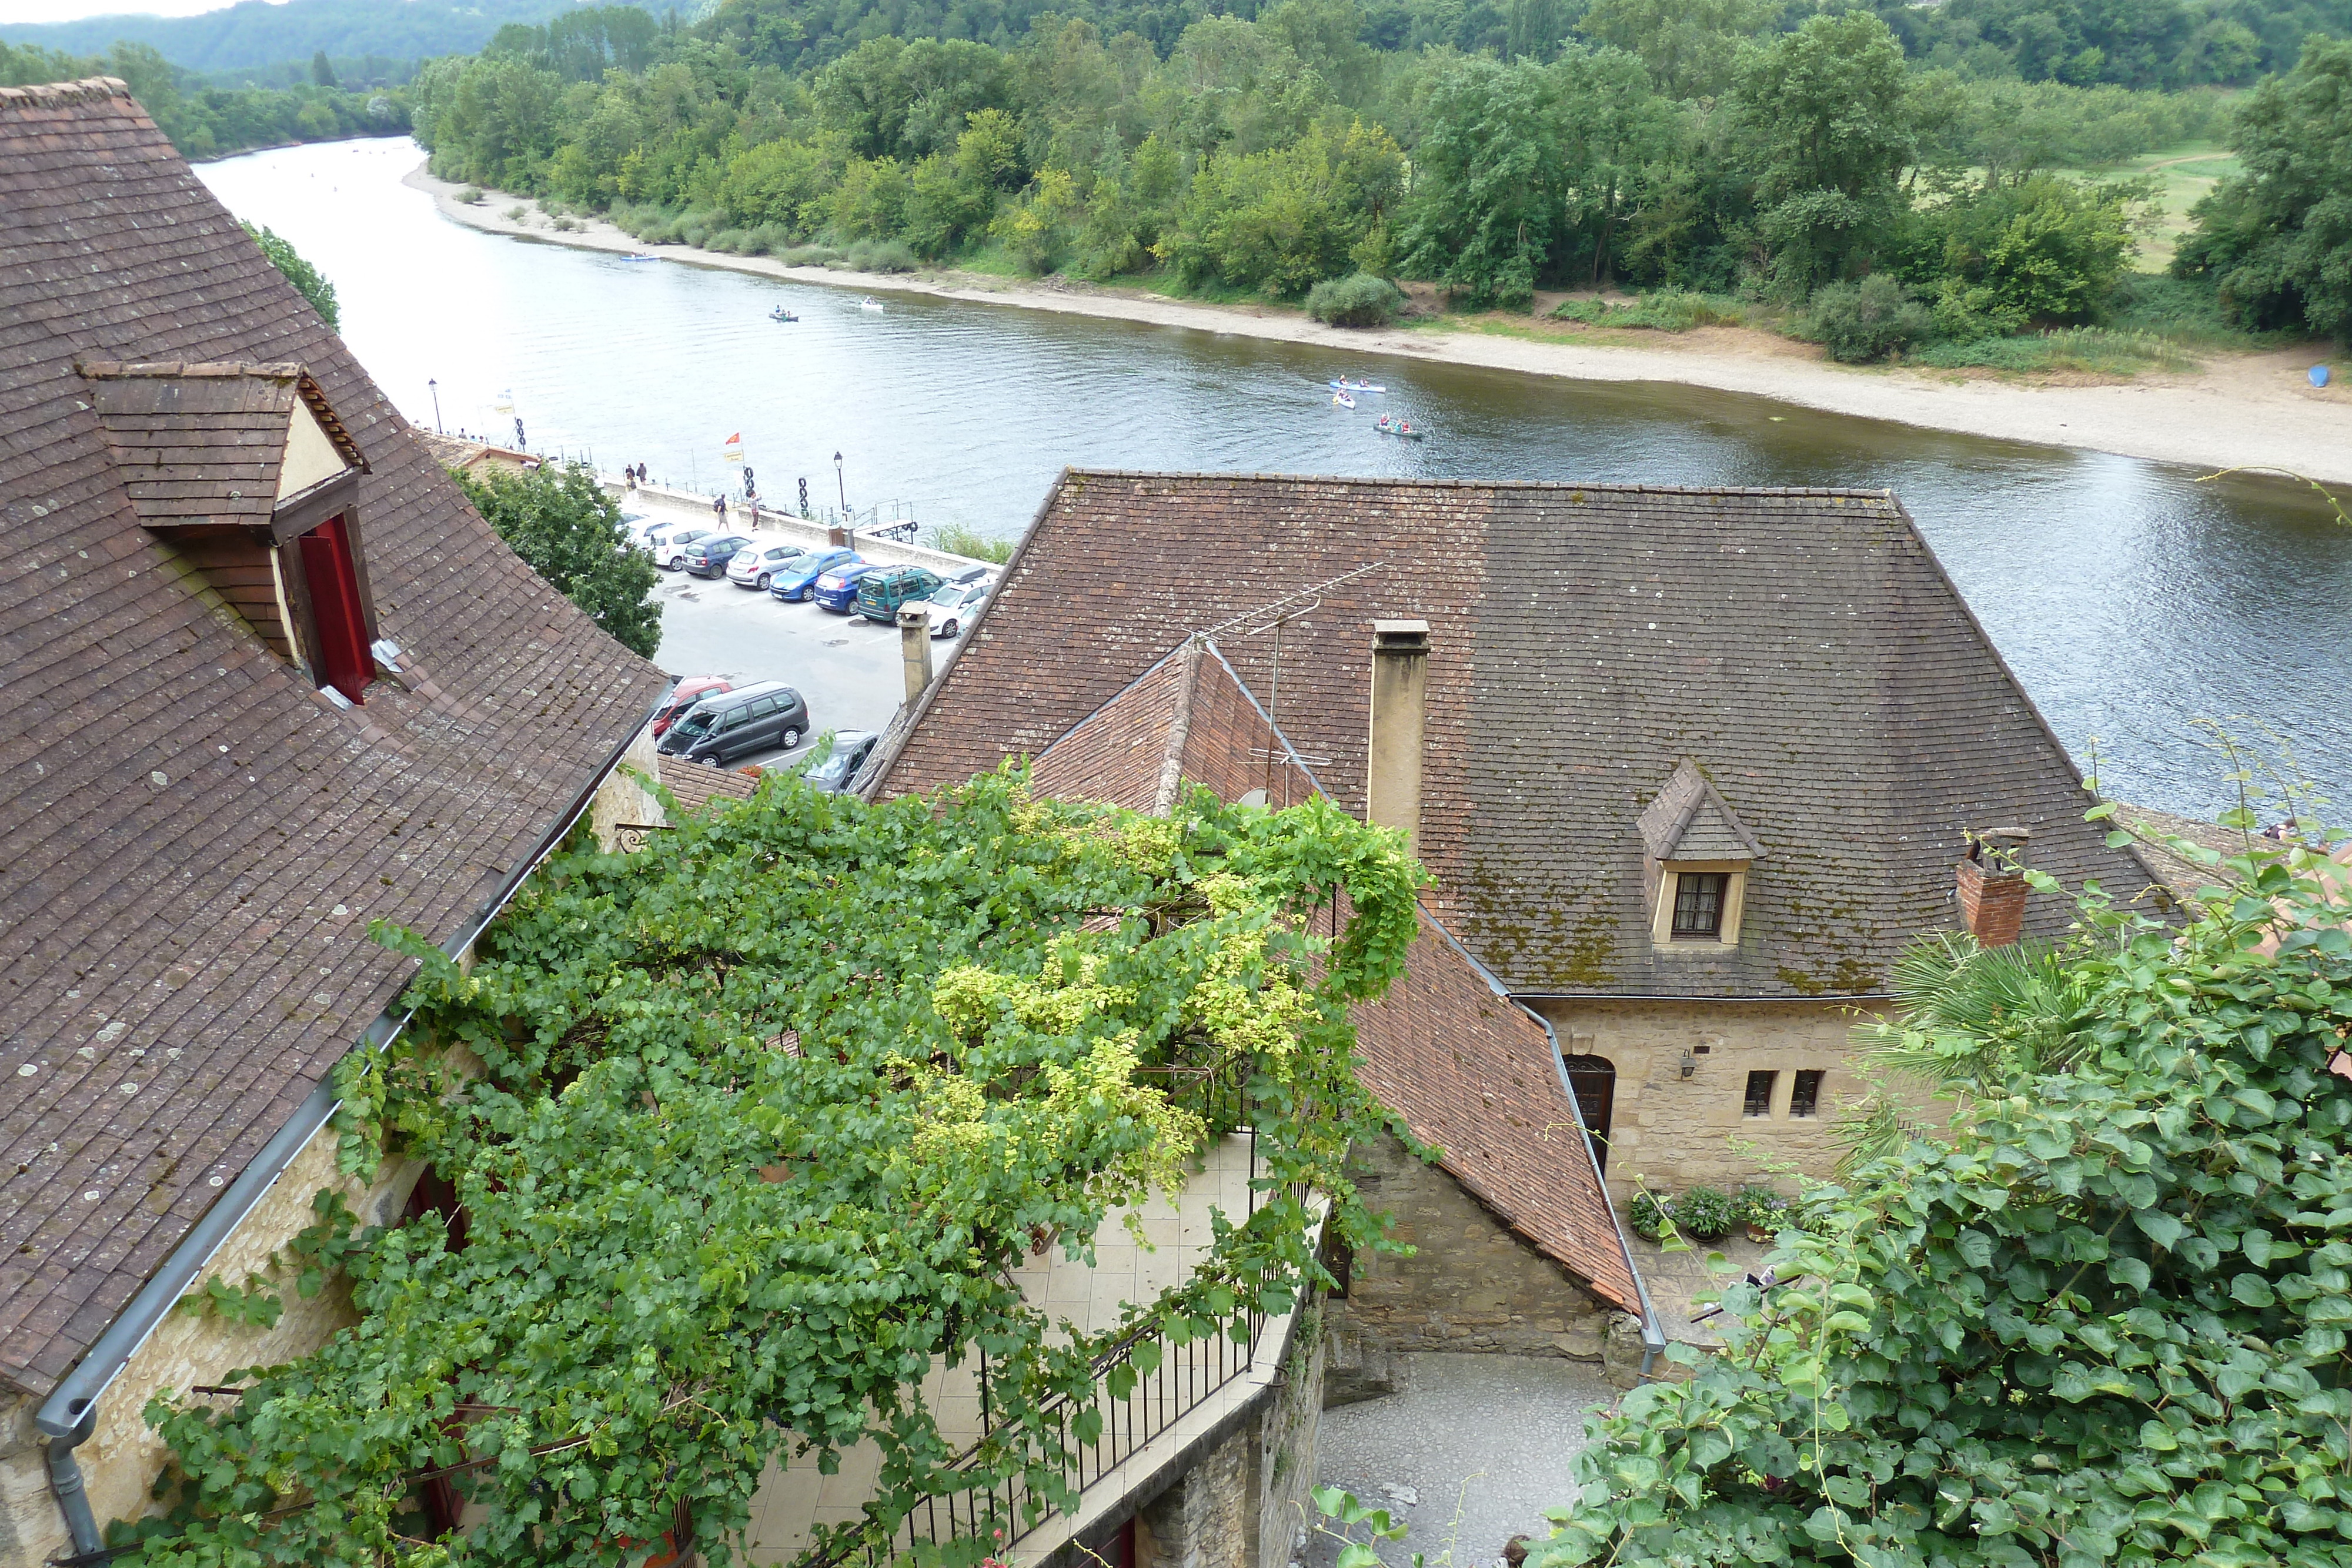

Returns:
833,451,846,516
427,378,442,434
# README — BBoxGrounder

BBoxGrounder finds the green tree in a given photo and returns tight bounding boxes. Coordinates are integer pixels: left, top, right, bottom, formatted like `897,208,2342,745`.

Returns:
2174,36,2352,343
1395,56,1568,305
1734,13,1922,290
1906,173,2142,327
310,49,338,88
239,221,340,330
1535,823,2352,1568
1578,0,1773,99
455,463,661,658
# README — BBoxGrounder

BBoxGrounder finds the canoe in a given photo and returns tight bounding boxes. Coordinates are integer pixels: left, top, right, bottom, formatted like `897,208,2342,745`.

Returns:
1332,391,1356,409
1328,379,1387,393
769,309,798,322
1375,422,1426,440
622,253,660,263
858,297,884,312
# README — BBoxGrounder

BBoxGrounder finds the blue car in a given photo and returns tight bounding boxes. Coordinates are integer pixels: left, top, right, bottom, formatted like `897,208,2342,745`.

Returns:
811,561,882,613
769,547,862,603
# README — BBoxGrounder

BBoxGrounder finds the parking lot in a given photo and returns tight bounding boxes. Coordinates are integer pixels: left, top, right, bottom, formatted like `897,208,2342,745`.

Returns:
649,562,915,770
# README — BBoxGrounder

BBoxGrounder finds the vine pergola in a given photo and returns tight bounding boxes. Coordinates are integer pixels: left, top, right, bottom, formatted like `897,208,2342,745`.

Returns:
115,767,1425,1567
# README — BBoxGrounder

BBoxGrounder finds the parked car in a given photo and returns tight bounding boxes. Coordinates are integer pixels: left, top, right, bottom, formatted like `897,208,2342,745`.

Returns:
726,541,806,591
946,565,993,586
651,676,731,737
918,579,991,638
646,524,710,569
657,680,810,767
812,561,883,613
769,548,861,603
800,730,879,794
680,534,750,578
854,566,945,624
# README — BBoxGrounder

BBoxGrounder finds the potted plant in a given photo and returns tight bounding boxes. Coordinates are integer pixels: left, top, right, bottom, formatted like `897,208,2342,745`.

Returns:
1735,1184,1788,1242
1628,1188,1671,1242
1669,1185,1737,1242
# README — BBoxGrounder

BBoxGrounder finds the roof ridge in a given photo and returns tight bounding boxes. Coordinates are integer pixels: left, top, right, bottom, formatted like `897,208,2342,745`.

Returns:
0,76,132,109
79,360,306,380
1063,468,1896,499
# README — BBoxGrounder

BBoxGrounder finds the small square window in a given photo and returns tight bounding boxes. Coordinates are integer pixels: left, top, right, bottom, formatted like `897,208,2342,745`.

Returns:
1672,872,1729,938
1743,1070,1777,1118
1790,1069,1826,1119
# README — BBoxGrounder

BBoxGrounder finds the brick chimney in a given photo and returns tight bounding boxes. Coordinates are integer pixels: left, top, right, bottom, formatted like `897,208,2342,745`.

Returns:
1956,828,2031,947
1367,620,1430,854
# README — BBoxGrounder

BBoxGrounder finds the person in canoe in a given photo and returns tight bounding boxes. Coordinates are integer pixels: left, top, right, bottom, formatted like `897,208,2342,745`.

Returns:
1334,390,1356,409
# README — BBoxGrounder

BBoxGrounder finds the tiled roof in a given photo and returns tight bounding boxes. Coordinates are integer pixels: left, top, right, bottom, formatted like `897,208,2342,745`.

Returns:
873,472,2163,998
0,80,667,1398
1028,639,1642,1314
79,362,363,531
660,760,763,813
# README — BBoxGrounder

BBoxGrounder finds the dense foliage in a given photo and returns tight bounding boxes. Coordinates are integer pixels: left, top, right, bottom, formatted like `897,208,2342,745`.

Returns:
2174,36,2352,342
0,36,410,160
112,773,1424,1566
240,221,340,329
1537,823,2352,1567
456,462,662,658
0,0,629,76
405,0,2270,349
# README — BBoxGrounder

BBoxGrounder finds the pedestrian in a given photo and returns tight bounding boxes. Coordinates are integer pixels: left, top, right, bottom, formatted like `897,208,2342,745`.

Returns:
713,492,726,524
624,466,637,491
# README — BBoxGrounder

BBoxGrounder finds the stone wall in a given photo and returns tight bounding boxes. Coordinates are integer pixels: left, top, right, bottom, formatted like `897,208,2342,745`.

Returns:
1,1126,425,1565
1531,997,1906,1202
1323,1132,1611,1371
1254,1303,1326,1568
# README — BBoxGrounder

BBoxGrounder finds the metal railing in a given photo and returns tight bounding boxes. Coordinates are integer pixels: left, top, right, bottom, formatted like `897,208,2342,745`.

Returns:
800,1064,1289,1567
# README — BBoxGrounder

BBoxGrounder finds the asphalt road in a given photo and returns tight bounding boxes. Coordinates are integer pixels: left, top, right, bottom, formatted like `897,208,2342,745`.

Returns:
649,563,913,770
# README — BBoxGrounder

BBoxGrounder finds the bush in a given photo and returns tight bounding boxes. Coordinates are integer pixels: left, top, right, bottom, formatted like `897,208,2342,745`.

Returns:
503,205,527,223
1628,1190,1671,1241
779,245,843,267
929,522,1015,564
1806,275,1932,362
1909,326,2198,375
1670,1185,1739,1241
550,215,577,233
457,185,484,205
1305,273,1404,327
1550,289,1744,332
844,238,918,273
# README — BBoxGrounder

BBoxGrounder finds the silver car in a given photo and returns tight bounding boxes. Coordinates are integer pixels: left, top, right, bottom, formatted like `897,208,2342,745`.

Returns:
918,579,991,638
726,540,807,590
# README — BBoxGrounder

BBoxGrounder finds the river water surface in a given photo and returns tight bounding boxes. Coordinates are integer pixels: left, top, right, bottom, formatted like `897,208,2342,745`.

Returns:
196,138,2351,820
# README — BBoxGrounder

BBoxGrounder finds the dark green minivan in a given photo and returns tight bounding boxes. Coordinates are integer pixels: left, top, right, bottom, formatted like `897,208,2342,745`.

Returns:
854,566,944,624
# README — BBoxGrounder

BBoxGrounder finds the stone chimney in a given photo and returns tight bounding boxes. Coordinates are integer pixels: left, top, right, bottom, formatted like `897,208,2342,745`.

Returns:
898,603,933,703
1955,828,2031,947
1367,620,1430,854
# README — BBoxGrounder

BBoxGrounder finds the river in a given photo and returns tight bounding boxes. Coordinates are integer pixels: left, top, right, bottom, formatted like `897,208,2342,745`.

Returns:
196,137,2351,821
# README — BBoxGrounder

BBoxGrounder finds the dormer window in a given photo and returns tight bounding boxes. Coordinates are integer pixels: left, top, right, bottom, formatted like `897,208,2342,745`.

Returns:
1637,758,1765,952
82,359,376,703
1671,871,1729,938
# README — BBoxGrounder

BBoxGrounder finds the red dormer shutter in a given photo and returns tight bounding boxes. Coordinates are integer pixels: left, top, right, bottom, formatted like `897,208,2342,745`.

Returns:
299,514,372,703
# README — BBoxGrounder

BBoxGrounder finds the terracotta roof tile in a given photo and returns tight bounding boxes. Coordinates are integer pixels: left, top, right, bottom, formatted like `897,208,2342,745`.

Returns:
0,80,668,1398
1028,640,1640,1312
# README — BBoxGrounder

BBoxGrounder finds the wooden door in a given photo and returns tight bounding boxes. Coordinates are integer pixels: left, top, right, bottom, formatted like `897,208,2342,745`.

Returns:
1561,1055,1616,1172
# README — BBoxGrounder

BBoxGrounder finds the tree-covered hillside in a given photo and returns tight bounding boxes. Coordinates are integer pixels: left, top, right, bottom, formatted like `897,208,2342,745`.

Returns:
0,36,409,160
0,0,655,76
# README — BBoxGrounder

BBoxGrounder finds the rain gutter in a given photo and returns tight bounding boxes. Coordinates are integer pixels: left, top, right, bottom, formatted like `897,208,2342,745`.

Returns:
36,682,674,1563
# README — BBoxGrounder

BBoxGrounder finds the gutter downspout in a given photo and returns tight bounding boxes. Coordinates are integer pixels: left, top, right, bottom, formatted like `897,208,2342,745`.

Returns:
34,682,674,1561
1528,1004,1669,1382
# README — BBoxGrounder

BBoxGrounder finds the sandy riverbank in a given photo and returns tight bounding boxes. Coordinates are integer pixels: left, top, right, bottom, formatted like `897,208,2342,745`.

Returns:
405,162,2352,486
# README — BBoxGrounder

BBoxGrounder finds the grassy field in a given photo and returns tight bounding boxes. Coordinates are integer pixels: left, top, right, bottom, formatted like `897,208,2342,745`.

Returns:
2063,139,2243,272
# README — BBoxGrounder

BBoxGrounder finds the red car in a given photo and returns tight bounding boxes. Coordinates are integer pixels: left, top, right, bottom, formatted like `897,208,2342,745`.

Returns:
651,676,731,737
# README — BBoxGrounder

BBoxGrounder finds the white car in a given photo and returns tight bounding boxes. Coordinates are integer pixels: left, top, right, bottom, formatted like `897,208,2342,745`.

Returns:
726,541,807,591
920,579,991,638
642,523,709,570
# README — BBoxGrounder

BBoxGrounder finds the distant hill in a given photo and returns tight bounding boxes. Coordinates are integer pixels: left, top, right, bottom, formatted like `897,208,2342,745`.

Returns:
0,0,661,75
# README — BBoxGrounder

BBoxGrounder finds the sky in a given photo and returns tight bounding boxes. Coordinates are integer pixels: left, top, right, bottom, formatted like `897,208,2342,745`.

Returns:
0,1,265,22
